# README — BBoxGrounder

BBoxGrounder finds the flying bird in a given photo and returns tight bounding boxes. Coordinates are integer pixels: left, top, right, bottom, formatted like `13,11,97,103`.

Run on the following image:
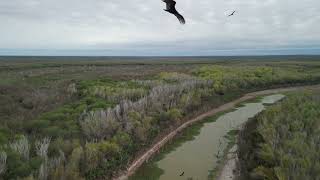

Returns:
162,0,185,24
228,11,236,17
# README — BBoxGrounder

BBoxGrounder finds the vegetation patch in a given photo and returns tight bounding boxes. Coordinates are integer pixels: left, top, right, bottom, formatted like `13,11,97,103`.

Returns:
1,59,320,179
238,91,320,180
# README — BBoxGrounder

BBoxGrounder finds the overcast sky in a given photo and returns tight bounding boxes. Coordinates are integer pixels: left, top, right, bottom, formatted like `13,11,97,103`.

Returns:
0,0,320,56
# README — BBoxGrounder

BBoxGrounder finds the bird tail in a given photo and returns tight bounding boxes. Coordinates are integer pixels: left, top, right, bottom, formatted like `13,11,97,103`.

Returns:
174,13,185,24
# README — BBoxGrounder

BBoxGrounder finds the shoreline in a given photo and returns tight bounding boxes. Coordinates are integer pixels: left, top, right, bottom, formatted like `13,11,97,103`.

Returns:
115,84,320,180
216,143,240,180
216,85,320,180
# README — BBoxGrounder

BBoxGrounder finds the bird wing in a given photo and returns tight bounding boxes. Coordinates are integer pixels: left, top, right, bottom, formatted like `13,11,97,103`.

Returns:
174,11,185,24
163,0,185,24
167,0,176,9
228,11,235,16
162,0,176,9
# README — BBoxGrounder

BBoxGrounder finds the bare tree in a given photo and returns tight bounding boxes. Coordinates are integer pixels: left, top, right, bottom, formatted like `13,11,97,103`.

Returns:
80,109,120,139
35,137,51,180
35,137,51,159
0,151,7,175
9,135,30,160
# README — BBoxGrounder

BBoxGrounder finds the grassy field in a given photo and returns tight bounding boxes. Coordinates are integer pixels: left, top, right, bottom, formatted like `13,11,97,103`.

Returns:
0,56,320,179
239,90,320,180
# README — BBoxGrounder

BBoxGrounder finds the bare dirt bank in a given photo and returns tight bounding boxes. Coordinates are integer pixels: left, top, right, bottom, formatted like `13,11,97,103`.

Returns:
217,144,240,180
115,84,320,180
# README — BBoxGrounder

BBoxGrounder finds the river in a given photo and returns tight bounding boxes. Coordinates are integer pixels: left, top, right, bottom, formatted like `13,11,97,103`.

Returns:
130,94,285,180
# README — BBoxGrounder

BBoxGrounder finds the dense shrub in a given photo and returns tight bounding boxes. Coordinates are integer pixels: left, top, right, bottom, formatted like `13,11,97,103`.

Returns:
239,92,320,180
193,65,320,93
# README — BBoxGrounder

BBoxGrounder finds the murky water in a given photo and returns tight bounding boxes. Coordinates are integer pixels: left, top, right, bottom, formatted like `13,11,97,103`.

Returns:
130,94,285,180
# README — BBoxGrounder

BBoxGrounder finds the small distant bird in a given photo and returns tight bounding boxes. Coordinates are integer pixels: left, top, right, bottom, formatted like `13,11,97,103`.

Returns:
162,0,185,24
228,11,236,17
180,171,185,176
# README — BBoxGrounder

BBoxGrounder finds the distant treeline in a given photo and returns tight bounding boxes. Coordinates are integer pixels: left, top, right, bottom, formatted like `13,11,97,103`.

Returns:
239,91,320,180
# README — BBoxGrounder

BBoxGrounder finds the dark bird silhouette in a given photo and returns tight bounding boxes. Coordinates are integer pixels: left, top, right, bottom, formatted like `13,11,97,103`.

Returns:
228,11,236,17
162,0,185,24
180,171,185,176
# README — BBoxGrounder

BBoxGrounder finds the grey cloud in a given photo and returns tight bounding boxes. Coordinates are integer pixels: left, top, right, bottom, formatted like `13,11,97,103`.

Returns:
0,0,319,55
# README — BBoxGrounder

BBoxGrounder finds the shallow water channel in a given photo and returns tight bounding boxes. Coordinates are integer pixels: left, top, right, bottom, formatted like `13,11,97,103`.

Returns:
130,94,285,180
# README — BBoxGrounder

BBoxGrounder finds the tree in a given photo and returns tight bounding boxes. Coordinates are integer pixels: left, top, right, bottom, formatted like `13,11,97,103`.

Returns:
0,151,7,175
9,135,30,161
